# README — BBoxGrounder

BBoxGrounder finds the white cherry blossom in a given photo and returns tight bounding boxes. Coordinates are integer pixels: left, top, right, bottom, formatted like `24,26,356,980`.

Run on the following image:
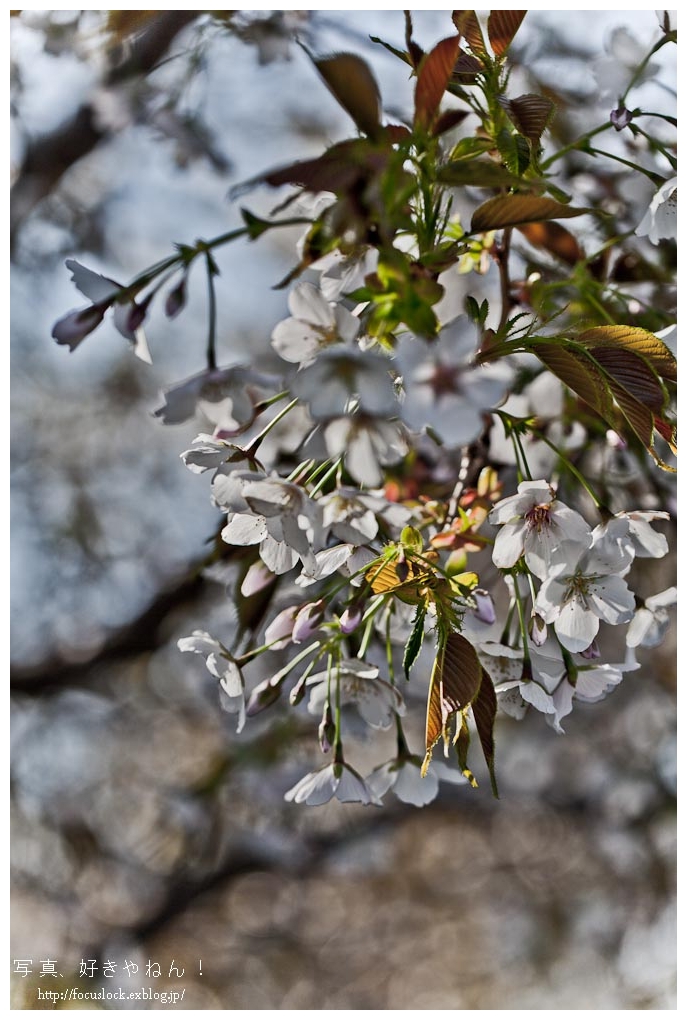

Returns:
290,345,398,420
284,761,381,806
307,659,405,730
636,176,677,244
626,587,677,649
177,630,245,731
489,479,592,578
396,317,512,445
154,365,275,431
323,414,408,486
271,281,359,366
535,522,636,653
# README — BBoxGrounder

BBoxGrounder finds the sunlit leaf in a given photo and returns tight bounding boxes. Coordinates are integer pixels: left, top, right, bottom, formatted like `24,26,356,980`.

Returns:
366,556,432,604
472,195,587,232
591,347,667,412
576,325,677,383
414,36,463,130
314,53,382,138
529,339,616,423
424,632,482,768
487,10,527,57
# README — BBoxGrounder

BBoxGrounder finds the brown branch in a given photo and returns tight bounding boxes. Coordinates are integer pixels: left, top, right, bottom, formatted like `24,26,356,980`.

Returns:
10,571,205,694
10,11,200,243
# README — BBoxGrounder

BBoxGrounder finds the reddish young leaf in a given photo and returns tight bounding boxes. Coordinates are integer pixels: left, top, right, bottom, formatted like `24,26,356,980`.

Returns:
576,325,677,383
591,347,667,413
414,36,463,131
499,93,555,143
314,53,382,138
432,107,470,137
517,221,584,265
452,10,487,55
487,10,527,57
472,666,499,798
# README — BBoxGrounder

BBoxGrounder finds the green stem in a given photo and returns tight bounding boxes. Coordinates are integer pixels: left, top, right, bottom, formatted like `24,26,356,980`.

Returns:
247,396,298,454
205,252,217,371
540,123,611,170
536,433,608,513
586,147,664,184
309,457,344,497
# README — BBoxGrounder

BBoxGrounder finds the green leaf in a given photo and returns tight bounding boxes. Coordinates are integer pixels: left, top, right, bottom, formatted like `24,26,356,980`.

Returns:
403,603,427,679
401,525,424,553
487,10,527,57
449,136,493,160
414,36,463,130
240,207,272,239
576,325,677,383
314,53,382,138
496,127,531,176
472,195,587,232
437,158,525,189
472,667,499,798
423,632,482,769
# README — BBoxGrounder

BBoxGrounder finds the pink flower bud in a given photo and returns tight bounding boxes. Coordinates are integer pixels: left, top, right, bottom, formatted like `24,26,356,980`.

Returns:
52,303,107,350
165,276,187,319
246,677,282,716
241,561,274,597
292,600,325,644
473,589,496,625
318,704,335,754
265,606,299,649
340,602,364,634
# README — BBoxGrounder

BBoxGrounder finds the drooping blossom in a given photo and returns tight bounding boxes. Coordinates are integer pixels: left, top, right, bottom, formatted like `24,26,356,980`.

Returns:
626,587,677,649
52,259,152,362
177,631,245,730
284,761,381,806
154,365,276,432
306,659,405,730
367,755,467,807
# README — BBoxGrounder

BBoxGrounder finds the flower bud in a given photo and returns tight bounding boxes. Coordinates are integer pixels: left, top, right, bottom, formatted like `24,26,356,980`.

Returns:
318,703,335,754
529,613,547,647
292,599,325,643
246,677,282,716
289,673,308,706
265,606,299,649
165,276,187,319
473,588,496,625
340,601,364,634
52,303,107,350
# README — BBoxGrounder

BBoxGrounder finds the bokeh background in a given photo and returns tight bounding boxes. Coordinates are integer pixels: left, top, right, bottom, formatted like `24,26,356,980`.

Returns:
10,10,676,1009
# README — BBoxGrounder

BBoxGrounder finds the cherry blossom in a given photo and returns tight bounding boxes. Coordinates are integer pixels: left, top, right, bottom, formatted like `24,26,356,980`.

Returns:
323,414,408,486
626,587,677,649
488,479,592,579
271,281,359,365
396,318,512,445
306,659,405,730
177,630,246,730
534,523,636,653
635,176,677,244
284,761,381,806
290,345,398,420
154,365,275,431
367,755,467,807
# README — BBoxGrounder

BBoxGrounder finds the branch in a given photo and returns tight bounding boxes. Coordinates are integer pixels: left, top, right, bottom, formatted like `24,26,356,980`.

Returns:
10,11,200,244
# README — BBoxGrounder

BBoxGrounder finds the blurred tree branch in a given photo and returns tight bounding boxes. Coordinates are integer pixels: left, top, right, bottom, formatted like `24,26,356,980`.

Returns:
10,10,201,246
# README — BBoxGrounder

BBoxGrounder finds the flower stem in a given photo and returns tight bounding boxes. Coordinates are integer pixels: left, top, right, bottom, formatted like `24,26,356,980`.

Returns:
205,252,217,371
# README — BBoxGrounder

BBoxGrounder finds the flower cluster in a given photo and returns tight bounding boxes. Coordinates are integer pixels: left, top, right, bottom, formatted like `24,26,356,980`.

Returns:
50,10,676,807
